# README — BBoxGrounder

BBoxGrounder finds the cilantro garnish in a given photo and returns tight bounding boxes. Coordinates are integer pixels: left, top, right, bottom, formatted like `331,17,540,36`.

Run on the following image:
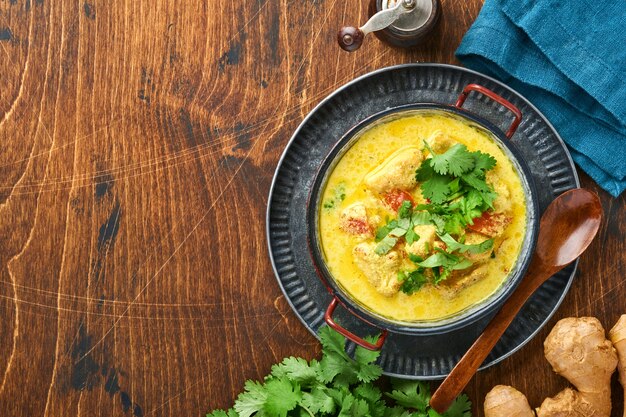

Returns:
374,236,398,255
397,200,413,219
206,326,472,417
374,200,417,255
438,234,494,255
425,143,473,177
322,183,347,211
412,142,499,236
398,270,428,294
417,249,474,284
373,195,494,291
417,141,497,207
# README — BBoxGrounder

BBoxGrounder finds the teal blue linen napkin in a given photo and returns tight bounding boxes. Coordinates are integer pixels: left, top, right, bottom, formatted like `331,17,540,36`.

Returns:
456,0,626,197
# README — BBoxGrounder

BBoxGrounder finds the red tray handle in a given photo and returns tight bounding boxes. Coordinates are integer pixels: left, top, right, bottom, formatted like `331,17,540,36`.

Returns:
324,297,388,351
455,83,522,139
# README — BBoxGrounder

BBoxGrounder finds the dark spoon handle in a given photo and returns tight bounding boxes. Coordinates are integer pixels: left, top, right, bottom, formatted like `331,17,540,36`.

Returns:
429,263,550,413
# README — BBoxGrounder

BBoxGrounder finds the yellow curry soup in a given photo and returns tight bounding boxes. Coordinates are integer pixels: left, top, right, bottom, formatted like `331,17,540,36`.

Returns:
318,112,526,322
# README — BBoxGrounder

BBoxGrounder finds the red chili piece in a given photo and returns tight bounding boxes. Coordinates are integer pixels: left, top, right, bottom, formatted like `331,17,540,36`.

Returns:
467,211,512,237
383,189,415,211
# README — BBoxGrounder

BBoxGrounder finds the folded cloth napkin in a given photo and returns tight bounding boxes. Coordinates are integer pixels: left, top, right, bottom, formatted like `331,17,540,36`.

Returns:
456,0,626,197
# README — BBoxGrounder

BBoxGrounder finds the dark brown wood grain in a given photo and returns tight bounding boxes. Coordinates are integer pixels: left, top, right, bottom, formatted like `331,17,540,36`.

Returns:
0,1,623,416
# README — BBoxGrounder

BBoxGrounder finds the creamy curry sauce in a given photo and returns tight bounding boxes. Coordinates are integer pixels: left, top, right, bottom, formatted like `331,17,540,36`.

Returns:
318,112,526,322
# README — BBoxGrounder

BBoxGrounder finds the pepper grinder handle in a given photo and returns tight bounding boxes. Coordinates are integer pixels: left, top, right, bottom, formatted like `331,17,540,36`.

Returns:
337,27,365,52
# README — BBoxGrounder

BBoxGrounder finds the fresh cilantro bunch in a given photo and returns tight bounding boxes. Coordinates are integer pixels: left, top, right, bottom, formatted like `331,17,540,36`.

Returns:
415,142,497,236
206,326,472,417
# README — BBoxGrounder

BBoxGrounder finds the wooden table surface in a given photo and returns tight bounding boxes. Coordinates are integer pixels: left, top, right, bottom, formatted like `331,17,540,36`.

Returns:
1,1,624,416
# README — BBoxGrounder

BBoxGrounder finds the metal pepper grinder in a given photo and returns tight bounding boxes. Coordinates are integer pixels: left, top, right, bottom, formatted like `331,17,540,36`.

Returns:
338,0,441,52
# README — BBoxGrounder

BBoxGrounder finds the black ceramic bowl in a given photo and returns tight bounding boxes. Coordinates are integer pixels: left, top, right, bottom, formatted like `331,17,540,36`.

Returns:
307,84,539,350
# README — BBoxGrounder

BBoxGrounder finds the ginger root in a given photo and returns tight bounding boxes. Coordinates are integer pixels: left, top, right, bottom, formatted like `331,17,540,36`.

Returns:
609,314,626,417
537,317,618,417
483,317,620,417
484,385,534,417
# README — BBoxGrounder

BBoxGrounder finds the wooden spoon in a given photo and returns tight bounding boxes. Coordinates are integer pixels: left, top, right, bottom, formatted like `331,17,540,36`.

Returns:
430,188,603,413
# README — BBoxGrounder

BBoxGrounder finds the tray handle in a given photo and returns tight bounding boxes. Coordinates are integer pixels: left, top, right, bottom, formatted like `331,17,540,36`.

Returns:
455,83,522,139
324,297,388,351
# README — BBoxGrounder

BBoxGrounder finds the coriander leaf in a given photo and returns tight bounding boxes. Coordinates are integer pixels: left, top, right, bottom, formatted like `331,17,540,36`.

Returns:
319,353,356,386
442,394,472,417
438,234,494,255
319,325,349,359
460,171,498,209
397,218,411,230
354,383,383,403
411,211,432,225
464,189,484,211
443,212,465,236
417,252,451,268
479,188,498,209
460,171,490,193
355,335,383,383
450,258,473,270
338,394,371,417
375,220,398,242
270,357,317,386
399,270,428,295
234,381,268,417
408,253,423,263
263,378,301,417
459,190,486,223
375,226,391,242
415,159,435,182
355,335,381,366
338,393,355,417
448,177,461,194
430,213,447,234
351,398,371,417
389,227,408,237
354,384,388,417
356,362,383,383
421,174,452,204
472,151,497,172
386,379,430,410
398,200,413,218
405,227,419,245
430,144,475,176
327,385,349,404
375,236,398,255
300,387,336,415
319,328,382,387
418,251,473,283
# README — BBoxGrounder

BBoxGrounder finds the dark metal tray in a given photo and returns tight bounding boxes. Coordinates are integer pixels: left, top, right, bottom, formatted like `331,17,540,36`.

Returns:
266,64,579,379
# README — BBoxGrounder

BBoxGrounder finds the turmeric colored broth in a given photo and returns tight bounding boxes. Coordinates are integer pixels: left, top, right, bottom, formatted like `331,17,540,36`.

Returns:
318,112,527,322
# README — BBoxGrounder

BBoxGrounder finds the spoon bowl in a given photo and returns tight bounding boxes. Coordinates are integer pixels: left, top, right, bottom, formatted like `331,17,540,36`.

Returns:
534,189,603,271
430,188,602,413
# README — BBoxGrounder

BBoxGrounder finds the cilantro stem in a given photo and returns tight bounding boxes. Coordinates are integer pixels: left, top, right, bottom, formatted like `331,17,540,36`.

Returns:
445,190,464,202
300,405,315,417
